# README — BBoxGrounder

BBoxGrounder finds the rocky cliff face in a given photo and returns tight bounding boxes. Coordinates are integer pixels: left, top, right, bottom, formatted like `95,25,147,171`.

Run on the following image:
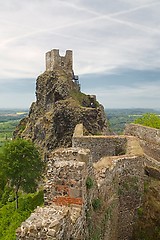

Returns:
14,68,111,154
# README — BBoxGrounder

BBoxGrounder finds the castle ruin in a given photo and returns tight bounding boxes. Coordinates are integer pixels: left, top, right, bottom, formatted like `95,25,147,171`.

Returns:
15,49,160,240
46,49,73,72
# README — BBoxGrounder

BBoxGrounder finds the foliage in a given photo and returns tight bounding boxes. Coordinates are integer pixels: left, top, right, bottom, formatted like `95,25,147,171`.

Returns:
0,139,44,208
106,108,160,134
137,207,143,217
86,177,94,189
0,170,7,200
0,190,43,240
71,90,99,108
134,113,160,129
92,198,102,211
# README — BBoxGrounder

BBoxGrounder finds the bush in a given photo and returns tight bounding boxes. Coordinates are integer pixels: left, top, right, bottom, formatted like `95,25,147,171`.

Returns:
134,113,160,129
92,198,102,211
86,177,94,189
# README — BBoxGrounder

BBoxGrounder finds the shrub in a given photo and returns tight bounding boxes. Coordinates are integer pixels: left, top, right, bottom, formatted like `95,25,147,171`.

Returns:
92,198,102,211
86,177,94,189
134,113,160,129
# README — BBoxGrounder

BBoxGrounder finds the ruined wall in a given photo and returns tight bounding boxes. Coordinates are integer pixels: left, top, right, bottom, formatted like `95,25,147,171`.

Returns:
91,153,144,240
73,124,144,240
125,124,160,162
16,205,83,240
72,124,127,162
46,49,73,73
44,147,92,207
17,125,145,240
16,148,92,240
73,136,127,162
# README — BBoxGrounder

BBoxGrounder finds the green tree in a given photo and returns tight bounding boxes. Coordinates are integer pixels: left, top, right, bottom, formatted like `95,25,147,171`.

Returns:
0,139,44,209
134,113,160,129
0,170,7,199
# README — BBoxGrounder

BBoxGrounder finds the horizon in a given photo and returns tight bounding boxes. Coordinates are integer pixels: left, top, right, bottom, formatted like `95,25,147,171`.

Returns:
0,107,160,111
0,0,160,108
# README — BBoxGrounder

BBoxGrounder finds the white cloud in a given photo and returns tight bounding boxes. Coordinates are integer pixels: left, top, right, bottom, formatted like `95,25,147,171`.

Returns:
86,83,160,109
0,0,160,108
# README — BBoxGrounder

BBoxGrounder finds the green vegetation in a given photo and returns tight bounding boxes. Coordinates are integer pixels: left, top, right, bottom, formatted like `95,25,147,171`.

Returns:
92,198,102,211
86,176,94,189
0,139,44,209
0,109,28,147
0,110,45,238
134,113,160,129
0,120,19,147
106,108,160,134
71,90,99,108
0,190,43,240
87,202,114,240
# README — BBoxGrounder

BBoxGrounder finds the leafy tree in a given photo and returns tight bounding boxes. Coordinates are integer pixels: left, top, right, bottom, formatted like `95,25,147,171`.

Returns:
0,170,7,200
0,139,44,209
134,113,160,129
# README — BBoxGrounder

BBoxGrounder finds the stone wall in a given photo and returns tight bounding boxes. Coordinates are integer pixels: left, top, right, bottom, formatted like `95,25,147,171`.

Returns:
88,135,144,240
16,125,145,240
44,148,91,207
72,124,127,162
125,123,160,162
46,49,73,73
16,205,83,240
16,147,92,240
72,124,144,240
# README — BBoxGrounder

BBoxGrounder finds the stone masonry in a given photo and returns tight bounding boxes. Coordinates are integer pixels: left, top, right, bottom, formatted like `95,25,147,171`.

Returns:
125,123,160,180
73,124,144,240
16,124,145,240
46,49,73,73
16,147,91,240
125,123,160,162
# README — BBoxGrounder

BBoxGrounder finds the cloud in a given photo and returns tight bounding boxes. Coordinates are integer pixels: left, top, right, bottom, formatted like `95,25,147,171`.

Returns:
80,69,160,108
0,0,160,108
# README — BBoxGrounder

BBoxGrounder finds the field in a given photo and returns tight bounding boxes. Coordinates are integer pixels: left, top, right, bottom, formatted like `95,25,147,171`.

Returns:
106,108,160,134
0,109,28,147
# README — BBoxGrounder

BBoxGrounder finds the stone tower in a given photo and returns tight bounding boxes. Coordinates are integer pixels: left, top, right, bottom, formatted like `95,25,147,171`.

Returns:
46,49,73,72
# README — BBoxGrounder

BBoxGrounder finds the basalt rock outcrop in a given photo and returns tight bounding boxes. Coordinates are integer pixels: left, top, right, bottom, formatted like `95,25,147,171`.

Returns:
14,49,111,154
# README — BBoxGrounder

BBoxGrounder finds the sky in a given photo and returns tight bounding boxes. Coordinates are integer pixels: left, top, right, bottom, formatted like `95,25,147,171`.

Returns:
0,0,160,109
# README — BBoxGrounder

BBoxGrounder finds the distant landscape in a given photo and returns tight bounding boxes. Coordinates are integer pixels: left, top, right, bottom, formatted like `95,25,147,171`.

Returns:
0,108,160,148
106,108,160,134
0,109,28,148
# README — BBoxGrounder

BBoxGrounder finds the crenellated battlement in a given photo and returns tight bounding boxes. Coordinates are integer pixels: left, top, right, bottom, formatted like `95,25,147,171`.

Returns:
46,49,73,72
